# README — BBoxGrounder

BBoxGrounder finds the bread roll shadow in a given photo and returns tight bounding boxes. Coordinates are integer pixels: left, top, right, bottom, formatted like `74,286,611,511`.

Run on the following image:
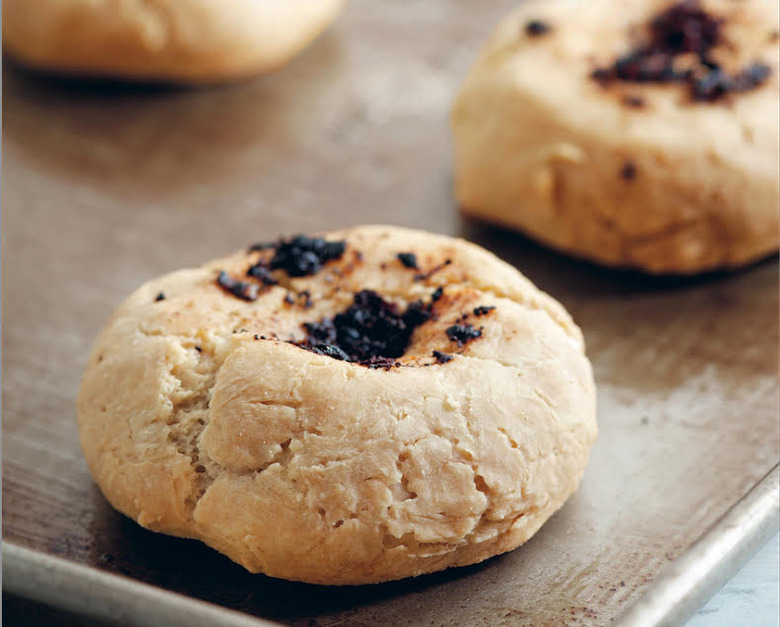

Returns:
458,216,775,298
85,482,496,619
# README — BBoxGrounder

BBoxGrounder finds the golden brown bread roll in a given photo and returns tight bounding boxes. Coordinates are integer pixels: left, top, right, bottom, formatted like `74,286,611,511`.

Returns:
452,0,780,274
2,0,345,83
77,225,597,584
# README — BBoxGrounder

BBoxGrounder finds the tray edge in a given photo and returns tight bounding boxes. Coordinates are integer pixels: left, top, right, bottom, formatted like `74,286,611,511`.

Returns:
2,542,280,627
615,463,780,627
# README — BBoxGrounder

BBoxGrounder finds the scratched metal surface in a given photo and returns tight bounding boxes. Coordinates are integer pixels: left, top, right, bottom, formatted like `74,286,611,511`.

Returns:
2,1,779,625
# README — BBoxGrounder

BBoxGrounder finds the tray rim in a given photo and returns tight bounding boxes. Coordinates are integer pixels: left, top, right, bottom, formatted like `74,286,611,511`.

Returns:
615,463,779,626
3,464,778,627
2,542,277,627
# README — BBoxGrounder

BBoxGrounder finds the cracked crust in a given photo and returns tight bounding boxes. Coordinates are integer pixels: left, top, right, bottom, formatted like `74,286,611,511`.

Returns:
2,0,344,83
452,0,780,274
77,225,597,584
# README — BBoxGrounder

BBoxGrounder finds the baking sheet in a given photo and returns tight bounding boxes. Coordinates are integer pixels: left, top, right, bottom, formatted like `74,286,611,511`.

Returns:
2,1,779,625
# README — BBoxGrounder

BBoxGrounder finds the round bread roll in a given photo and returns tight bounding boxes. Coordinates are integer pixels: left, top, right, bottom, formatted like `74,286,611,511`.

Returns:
452,0,780,274
77,225,596,585
2,0,344,83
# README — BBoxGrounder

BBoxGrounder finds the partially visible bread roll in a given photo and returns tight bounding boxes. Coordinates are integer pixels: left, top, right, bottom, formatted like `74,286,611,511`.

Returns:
2,0,345,83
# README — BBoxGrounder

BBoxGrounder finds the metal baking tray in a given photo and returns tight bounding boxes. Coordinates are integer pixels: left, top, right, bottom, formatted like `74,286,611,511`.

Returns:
3,1,778,624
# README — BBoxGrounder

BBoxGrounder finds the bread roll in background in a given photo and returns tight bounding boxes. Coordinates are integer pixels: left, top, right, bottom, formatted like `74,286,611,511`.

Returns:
2,0,345,83
452,0,780,274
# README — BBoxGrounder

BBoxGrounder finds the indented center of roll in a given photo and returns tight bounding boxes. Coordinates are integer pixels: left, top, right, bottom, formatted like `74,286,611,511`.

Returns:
591,0,771,102
295,290,435,368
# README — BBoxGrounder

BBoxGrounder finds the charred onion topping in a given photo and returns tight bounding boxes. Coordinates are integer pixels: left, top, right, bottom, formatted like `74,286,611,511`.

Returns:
432,350,454,364
414,259,452,282
217,237,491,364
269,235,347,277
525,20,551,37
219,234,346,301
620,161,637,181
294,290,435,367
217,271,259,302
446,324,483,346
246,263,278,286
622,94,646,108
592,0,771,102
691,62,771,101
397,252,418,269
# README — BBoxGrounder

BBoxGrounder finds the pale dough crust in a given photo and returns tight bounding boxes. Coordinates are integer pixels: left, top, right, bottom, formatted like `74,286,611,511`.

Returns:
452,0,780,274
2,0,344,83
77,225,597,584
